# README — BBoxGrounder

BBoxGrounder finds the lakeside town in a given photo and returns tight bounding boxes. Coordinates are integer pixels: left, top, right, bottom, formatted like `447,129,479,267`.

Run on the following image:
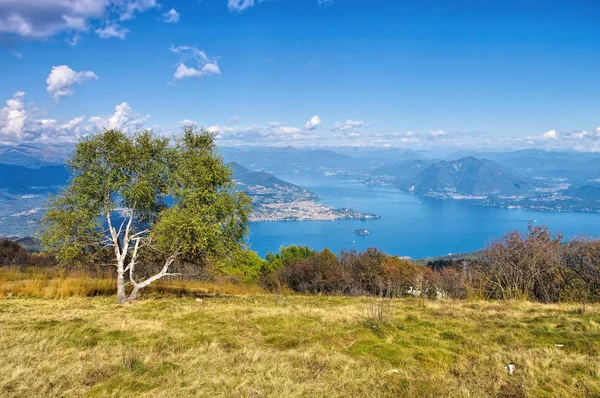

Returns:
250,200,380,222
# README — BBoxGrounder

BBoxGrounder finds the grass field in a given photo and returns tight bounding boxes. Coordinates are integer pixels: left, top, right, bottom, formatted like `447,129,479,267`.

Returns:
1,292,599,397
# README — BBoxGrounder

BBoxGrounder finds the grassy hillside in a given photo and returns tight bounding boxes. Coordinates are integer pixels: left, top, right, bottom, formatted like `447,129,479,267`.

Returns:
0,294,598,396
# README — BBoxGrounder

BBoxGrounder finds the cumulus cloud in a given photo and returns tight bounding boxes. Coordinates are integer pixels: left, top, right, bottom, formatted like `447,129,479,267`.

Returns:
178,119,198,126
304,115,321,130
46,65,97,102
89,102,150,130
95,23,129,39
163,8,179,23
174,63,220,79
0,91,95,143
0,0,157,39
541,129,558,140
0,92,27,142
170,45,221,80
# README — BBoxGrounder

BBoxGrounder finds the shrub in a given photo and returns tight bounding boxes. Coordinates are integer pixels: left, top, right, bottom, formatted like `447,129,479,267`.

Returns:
276,248,349,293
0,239,30,267
376,256,424,297
561,237,600,302
261,245,314,289
340,248,387,295
484,225,564,302
436,267,468,299
0,239,55,268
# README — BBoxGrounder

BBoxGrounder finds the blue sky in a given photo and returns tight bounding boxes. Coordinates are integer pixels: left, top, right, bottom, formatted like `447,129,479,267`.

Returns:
1,0,599,150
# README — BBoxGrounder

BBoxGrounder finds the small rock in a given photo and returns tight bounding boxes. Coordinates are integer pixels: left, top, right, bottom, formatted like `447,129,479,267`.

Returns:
195,298,203,303
555,344,564,347
384,369,399,375
506,363,516,375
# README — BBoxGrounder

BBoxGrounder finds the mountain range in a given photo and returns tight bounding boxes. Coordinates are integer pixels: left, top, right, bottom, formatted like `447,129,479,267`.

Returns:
2,143,600,218
0,144,73,168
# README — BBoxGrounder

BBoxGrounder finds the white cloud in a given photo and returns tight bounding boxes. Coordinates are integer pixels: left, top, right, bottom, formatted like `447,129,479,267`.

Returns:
0,92,27,142
91,102,150,130
0,92,91,143
304,115,322,130
332,119,364,131
61,116,85,131
66,33,82,46
429,130,446,137
227,0,328,12
95,23,129,39
211,121,320,146
318,0,334,6
118,0,158,21
230,116,240,124
170,45,221,80
206,125,221,134
228,0,256,12
541,129,558,140
0,1,157,39
178,119,198,126
12,50,23,59
174,63,220,79
275,125,302,134
163,8,179,23
0,0,106,38
46,65,97,102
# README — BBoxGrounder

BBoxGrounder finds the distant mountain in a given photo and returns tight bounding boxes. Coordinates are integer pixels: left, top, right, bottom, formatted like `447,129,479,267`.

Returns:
0,163,69,192
0,144,73,168
448,149,600,180
408,157,528,196
371,159,440,180
221,147,369,173
329,147,426,164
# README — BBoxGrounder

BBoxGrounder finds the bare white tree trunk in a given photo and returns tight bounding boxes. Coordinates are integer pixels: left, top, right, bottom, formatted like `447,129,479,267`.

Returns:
105,204,178,304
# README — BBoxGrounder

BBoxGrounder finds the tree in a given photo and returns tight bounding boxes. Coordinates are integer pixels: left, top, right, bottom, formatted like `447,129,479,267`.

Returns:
42,127,251,304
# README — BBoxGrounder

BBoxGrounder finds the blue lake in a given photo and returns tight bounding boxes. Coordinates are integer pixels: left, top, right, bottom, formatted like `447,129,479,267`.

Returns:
248,173,600,258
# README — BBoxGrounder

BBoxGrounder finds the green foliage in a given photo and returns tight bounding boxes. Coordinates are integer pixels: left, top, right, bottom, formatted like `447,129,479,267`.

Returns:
41,127,251,273
149,129,251,261
219,250,266,284
264,245,314,273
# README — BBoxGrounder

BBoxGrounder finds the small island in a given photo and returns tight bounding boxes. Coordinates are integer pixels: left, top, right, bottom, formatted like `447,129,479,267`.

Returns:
354,229,370,236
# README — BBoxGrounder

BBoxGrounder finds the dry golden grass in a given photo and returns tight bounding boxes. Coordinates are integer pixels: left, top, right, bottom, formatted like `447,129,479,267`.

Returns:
0,267,264,298
0,288,599,397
